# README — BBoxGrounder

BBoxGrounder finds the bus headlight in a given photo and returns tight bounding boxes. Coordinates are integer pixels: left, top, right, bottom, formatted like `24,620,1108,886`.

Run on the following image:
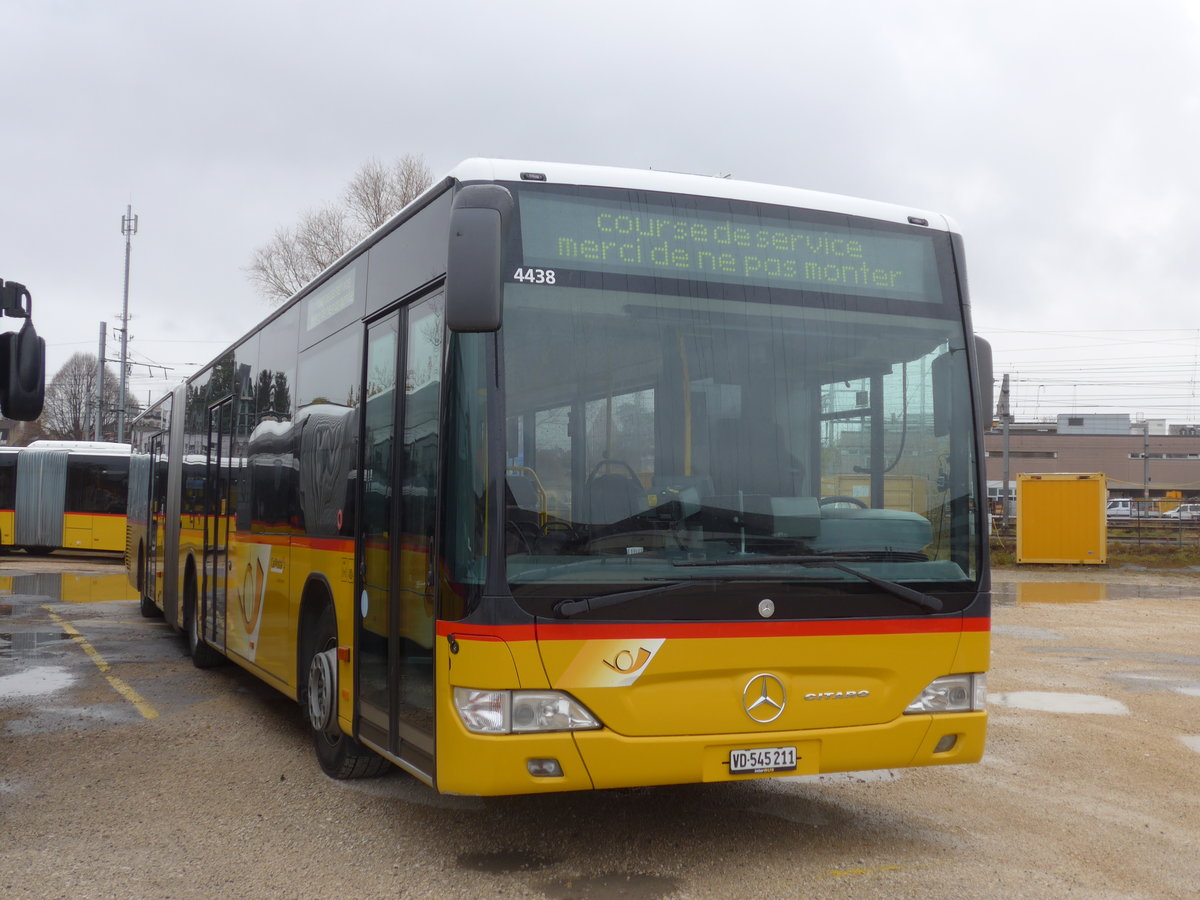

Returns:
904,674,987,714
453,687,602,734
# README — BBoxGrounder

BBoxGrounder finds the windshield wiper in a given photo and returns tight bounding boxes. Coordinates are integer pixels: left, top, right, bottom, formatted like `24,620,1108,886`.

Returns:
551,555,943,618
553,580,708,618
672,555,943,614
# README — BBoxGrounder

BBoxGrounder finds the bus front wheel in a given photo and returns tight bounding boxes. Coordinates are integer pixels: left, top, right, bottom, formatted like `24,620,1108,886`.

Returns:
304,605,388,780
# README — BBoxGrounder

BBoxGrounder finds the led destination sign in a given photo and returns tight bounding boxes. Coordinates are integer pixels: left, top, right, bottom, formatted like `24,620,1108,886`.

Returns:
518,191,943,302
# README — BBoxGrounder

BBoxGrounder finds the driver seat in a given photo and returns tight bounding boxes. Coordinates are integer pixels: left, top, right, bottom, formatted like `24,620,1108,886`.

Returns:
585,473,643,525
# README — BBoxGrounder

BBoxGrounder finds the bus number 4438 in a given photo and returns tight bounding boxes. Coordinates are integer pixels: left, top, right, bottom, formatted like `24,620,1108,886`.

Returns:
513,268,556,284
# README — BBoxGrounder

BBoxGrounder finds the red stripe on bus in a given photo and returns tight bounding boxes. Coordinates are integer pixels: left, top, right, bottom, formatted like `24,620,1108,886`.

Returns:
229,534,355,552
439,617,989,643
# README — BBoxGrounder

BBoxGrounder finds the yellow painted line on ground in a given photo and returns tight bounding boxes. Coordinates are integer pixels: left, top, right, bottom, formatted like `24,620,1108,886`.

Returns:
43,606,159,720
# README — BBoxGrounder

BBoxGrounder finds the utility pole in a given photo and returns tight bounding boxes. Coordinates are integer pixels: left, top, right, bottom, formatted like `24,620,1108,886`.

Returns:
95,322,106,441
1142,418,1150,504
118,206,138,443
997,374,1013,528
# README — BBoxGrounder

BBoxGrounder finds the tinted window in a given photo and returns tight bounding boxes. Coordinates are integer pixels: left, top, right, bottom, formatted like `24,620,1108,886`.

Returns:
289,325,361,537
245,307,299,534
0,452,16,509
65,457,130,514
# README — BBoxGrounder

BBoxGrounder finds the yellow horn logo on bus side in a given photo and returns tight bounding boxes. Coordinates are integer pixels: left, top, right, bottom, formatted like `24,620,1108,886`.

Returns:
557,638,665,688
602,647,652,674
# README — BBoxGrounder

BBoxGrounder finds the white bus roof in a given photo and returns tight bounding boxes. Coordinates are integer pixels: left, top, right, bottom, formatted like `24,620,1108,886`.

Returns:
24,440,132,457
448,158,956,233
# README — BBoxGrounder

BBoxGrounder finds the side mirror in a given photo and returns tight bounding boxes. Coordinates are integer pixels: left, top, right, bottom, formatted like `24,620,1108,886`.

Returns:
445,184,513,333
974,336,993,427
932,336,993,439
0,279,31,317
0,280,44,421
0,318,45,421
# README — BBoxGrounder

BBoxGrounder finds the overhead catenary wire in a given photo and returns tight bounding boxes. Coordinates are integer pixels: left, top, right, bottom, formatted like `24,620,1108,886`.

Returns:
976,325,1200,421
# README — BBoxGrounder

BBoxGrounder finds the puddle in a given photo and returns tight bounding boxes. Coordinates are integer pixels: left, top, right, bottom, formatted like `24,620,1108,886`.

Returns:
995,581,1200,606
989,691,1129,715
0,572,138,603
1181,736,1200,754
0,631,72,661
0,665,75,700
1014,582,1106,605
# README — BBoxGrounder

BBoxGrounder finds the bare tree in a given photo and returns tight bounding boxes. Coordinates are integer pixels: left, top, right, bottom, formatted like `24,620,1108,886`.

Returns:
40,352,140,441
246,155,435,305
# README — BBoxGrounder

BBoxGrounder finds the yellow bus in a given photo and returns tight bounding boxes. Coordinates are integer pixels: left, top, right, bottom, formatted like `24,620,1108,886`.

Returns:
127,159,993,794
1,440,130,554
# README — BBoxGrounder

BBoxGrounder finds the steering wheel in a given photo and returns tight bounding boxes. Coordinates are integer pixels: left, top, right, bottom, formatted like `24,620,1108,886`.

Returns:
584,458,642,485
819,495,869,508
504,520,536,555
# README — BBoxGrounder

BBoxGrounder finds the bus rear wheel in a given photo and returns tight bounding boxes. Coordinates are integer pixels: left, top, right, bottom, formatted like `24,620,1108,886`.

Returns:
137,546,161,618
184,565,223,669
304,605,388,779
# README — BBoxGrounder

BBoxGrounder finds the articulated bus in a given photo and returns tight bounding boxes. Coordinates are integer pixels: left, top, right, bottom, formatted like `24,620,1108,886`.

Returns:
1,440,130,554
126,159,993,795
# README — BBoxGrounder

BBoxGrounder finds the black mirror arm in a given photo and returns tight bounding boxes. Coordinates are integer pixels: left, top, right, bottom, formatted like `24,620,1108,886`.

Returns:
0,279,33,319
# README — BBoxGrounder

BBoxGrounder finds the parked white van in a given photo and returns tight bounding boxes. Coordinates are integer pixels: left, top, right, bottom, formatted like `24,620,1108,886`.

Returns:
1106,498,1159,518
1106,498,1136,518
1163,503,1200,520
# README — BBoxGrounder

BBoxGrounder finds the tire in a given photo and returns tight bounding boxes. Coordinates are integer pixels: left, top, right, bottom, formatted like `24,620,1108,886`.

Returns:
184,566,224,669
304,605,389,779
137,546,162,618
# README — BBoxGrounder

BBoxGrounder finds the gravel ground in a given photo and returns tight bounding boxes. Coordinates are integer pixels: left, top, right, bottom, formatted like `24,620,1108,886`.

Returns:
2,555,1199,898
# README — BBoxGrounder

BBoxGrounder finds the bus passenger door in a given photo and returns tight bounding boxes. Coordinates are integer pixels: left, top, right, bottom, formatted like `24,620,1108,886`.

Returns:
144,432,165,604
356,293,442,776
201,398,233,653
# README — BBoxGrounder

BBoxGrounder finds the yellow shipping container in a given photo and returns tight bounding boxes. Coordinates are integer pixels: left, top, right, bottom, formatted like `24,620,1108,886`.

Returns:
1015,473,1107,565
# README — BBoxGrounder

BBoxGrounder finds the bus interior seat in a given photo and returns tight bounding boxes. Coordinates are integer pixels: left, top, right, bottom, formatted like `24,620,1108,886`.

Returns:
712,419,803,497
504,477,543,553
506,472,540,511
585,473,644,525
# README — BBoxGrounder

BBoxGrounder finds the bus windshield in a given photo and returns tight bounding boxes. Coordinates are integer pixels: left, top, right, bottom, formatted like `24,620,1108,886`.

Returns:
500,185,980,617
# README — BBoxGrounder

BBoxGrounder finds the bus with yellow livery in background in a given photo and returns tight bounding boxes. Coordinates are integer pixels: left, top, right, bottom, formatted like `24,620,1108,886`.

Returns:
126,159,993,795
1,440,130,554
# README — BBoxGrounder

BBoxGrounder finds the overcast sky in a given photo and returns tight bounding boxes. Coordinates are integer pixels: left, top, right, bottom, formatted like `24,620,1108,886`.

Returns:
5,0,1200,422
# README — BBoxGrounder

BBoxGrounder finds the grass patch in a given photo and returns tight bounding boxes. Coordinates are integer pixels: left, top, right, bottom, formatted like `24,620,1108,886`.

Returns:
990,536,1200,570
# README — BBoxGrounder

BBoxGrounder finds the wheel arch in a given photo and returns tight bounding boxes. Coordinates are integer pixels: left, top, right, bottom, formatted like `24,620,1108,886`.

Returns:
179,551,199,630
296,573,338,692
